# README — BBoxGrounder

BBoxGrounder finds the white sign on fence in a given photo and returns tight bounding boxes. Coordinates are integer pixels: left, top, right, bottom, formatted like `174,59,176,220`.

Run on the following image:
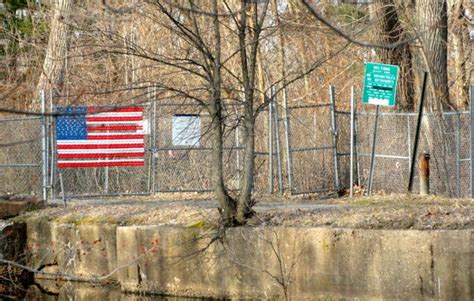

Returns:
172,114,201,146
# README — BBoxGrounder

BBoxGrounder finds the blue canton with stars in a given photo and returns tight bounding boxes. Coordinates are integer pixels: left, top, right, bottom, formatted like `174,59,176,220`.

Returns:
56,107,88,140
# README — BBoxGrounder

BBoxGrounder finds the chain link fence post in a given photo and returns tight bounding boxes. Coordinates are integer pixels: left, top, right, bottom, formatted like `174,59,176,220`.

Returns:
272,86,283,193
41,90,48,202
367,105,380,196
49,97,56,200
268,91,274,193
235,116,241,188
151,84,158,194
282,87,293,194
455,112,461,197
329,86,340,191
407,114,412,175
470,85,474,198
349,86,355,197
147,86,153,193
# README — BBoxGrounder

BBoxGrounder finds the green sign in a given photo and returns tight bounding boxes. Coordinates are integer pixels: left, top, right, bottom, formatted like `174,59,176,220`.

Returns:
362,62,399,107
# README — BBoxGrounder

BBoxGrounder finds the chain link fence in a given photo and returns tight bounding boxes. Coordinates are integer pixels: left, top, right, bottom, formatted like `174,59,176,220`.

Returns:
286,103,338,194
49,104,151,198
42,102,271,197
357,112,471,197
1,88,473,199
353,111,471,197
0,116,42,195
335,111,351,190
152,102,271,193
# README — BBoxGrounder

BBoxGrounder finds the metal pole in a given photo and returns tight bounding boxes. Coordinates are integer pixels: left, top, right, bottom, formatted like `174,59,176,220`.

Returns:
470,85,474,198
455,113,461,197
152,85,157,194
45,93,50,198
350,86,355,197
50,108,56,200
329,86,340,191
355,98,360,186
407,114,412,173
408,72,429,193
313,110,317,159
50,95,55,199
367,105,380,196
268,93,273,193
104,85,114,194
104,168,109,194
59,172,66,208
235,115,241,186
41,90,48,201
147,86,153,192
65,43,69,99
282,87,293,193
272,87,283,193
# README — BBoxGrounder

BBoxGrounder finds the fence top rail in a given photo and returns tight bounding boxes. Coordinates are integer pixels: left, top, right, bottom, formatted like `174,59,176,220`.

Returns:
288,103,331,110
156,102,243,107
0,116,42,122
357,111,470,117
0,163,41,167
155,146,245,151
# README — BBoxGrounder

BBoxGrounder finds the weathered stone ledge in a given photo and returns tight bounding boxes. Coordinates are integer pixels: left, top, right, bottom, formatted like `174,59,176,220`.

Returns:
17,221,472,300
0,195,44,219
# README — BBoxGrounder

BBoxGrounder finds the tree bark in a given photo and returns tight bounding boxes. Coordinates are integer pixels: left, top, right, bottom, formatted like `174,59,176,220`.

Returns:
414,0,453,195
236,1,255,224
236,116,256,223
370,0,415,110
415,0,450,111
210,0,237,225
236,1,268,224
447,0,469,109
36,0,74,105
209,98,237,225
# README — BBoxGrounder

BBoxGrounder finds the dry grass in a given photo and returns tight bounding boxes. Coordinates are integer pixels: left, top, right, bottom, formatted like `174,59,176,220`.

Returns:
9,193,474,230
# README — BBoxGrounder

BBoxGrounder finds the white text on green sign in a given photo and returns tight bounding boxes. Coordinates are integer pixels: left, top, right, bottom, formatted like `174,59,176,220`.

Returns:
362,62,399,107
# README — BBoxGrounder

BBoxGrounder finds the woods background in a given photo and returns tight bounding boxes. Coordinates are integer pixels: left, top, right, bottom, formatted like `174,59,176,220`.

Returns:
0,0,473,223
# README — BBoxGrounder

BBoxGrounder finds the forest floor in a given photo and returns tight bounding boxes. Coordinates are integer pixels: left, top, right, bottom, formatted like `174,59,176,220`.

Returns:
10,192,474,230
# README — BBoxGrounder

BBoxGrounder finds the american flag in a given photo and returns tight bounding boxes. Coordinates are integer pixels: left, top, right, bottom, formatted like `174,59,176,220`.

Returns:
55,106,145,168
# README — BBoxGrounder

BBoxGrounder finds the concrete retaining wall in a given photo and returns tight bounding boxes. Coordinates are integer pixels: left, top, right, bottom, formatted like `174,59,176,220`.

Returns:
25,222,473,300
0,197,44,219
27,221,118,280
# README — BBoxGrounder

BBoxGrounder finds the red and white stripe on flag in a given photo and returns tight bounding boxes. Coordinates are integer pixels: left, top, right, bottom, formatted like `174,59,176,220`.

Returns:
56,107,145,168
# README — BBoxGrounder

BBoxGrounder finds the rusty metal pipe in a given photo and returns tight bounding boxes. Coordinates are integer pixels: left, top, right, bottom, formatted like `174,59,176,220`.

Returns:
419,153,430,195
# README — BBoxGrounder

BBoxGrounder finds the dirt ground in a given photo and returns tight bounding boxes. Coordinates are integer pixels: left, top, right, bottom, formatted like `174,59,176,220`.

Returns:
11,192,474,230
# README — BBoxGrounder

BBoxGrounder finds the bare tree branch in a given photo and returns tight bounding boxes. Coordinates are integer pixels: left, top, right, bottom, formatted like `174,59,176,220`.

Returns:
301,0,420,49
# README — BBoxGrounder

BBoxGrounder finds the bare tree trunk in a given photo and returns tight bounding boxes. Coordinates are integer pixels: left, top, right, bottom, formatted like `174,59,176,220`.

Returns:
210,98,237,224
237,115,256,223
370,0,415,110
415,0,450,110
414,0,453,195
237,1,255,224
447,0,469,109
36,0,74,105
210,0,237,225
396,0,453,194
236,1,268,224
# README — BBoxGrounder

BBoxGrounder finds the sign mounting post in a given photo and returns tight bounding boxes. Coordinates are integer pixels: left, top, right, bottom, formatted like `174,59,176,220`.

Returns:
362,62,399,195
